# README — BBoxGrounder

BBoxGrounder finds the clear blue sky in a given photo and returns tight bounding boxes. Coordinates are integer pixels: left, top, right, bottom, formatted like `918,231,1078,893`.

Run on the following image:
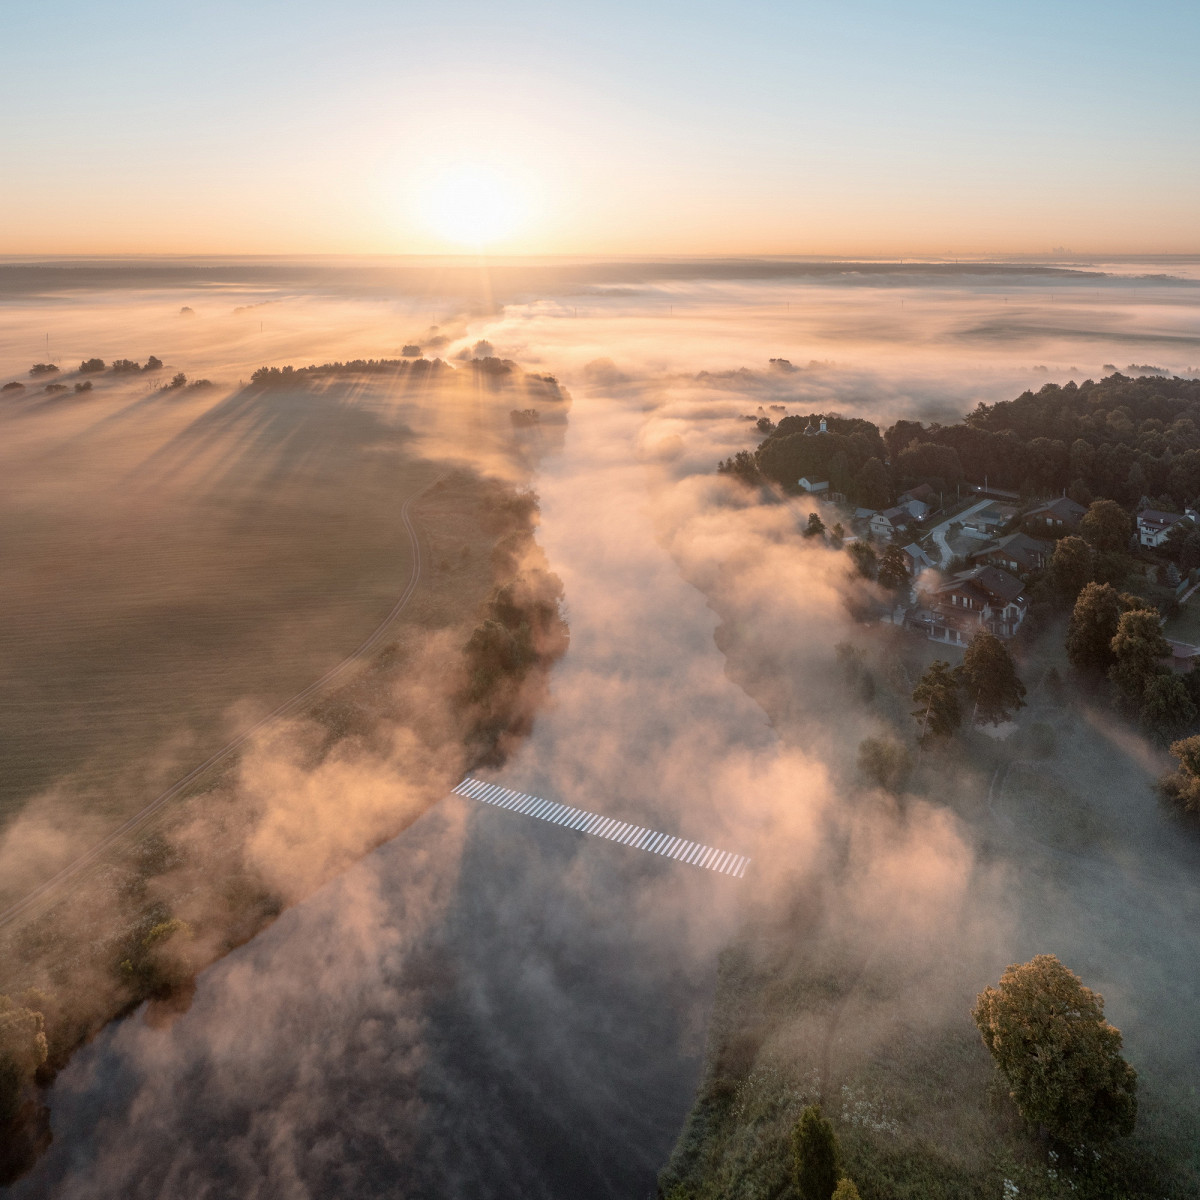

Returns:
3,0,1197,254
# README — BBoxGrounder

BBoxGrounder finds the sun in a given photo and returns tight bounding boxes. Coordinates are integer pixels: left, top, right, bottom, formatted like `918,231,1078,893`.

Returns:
418,165,525,249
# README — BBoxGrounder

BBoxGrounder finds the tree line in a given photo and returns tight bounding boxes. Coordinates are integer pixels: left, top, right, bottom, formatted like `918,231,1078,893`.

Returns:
720,372,1200,514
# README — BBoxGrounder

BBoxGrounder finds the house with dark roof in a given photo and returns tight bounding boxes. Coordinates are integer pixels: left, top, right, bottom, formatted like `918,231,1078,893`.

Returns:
1025,496,1086,532
870,506,912,539
907,564,1028,644
901,543,936,574
969,532,1053,579
1138,507,1192,548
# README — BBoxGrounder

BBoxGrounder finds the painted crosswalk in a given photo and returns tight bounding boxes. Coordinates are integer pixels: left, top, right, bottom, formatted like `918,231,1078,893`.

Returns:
452,777,751,878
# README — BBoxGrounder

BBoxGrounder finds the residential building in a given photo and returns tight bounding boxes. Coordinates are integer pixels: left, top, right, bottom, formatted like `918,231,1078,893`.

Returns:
798,477,829,494
1137,507,1192,548
969,532,1053,579
907,564,1028,644
870,506,912,539
1025,496,1086,531
901,543,936,574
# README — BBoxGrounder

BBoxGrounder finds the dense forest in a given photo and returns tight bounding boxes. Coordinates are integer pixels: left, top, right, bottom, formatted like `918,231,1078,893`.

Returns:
722,374,1200,513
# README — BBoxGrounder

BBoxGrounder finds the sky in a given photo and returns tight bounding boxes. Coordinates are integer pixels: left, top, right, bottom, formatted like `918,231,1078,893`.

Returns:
3,0,1198,256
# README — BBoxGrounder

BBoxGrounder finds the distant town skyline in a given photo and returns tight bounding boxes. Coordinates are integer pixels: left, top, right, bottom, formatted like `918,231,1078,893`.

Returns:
4,0,1198,255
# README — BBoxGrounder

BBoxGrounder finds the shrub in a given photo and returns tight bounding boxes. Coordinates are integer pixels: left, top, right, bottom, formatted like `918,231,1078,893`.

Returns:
28,363,57,376
78,358,105,374
1,381,24,392
74,381,93,393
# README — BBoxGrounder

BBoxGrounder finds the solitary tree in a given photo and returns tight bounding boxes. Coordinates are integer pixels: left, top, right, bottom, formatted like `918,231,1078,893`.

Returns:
959,630,1026,724
1109,607,1170,705
78,357,105,374
829,521,845,548
876,544,910,593
791,1104,841,1200
1048,535,1093,601
805,512,827,539
911,660,962,746
857,736,913,794
973,955,1137,1145
1080,498,1133,555
1066,582,1125,675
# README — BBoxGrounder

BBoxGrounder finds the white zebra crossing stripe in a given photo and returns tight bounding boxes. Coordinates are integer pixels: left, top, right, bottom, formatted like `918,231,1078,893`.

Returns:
452,777,750,879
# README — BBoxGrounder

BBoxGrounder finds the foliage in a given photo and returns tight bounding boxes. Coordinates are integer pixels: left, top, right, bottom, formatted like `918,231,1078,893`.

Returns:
1139,673,1197,743
831,1180,861,1200
855,456,891,509
144,355,163,370
167,372,187,389
856,737,912,793
1158,734,1200,813
911,660,962,746
1048,535,1094,601
0,995,48,1124
1109,607,1171,705
110,358,141,373
78,357,105,374
805,512,827,539
876,544,910,593
959,631,1026,724
402,344,421,355
1080,499,1133,555
1,382,24,392
894,440,963,492
250,358,438,386
73,381,92,393
716,449,761,484
972,954,1137,1145
792,1104,842,1200
846,541,877,581
1065,582,1127,675
28,363,57,376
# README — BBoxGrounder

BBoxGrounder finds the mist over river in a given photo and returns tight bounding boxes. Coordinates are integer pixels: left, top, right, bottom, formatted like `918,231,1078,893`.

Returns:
7,375,769,1200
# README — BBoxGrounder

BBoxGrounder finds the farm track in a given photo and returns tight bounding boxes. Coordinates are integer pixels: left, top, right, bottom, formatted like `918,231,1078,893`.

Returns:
0,478,436,933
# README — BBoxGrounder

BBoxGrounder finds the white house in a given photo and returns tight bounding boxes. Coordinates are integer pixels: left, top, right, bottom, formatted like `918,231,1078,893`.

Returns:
798,477,830,494
870,506,912,539
1138,508,1191,548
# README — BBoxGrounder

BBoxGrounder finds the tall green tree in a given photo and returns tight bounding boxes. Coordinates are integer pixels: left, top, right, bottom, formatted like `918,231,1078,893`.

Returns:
959,630,1026,724
1139,672,1197,743
876,544,910,593
1048,535,1094,601
855,457,891,509
1080,498,1133,554
973,955,1137,1145
804,512,826,539
1066,582,1126,675
1159,734,1200,813
911,660,962,746
846,541,877,580
1109,607,1170,705
791,1104,842,1200
857,737,913,794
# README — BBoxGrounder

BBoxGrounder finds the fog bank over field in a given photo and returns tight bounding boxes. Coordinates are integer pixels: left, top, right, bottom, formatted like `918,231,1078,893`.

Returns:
5,259,1200,1196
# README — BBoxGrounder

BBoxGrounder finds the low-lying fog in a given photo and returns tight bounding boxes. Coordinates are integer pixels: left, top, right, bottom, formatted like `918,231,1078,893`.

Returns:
4,258,1199,1197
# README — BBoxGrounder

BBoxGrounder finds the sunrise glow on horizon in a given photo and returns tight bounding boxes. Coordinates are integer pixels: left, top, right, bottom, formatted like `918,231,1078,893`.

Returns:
2,0,1199,258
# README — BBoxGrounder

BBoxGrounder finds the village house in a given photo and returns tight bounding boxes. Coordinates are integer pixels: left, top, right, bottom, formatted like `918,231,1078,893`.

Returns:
870,505,912,540
1024,496,1086,532
907,564,1028,644
1137,507,1192,548
969,531,1053,579
798,477,829,494
901,543,936,574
